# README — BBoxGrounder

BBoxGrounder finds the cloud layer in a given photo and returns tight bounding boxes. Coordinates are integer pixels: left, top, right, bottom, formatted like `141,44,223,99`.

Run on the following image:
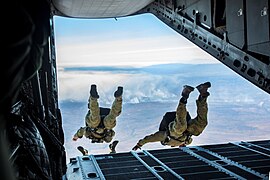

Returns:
58,63,267,104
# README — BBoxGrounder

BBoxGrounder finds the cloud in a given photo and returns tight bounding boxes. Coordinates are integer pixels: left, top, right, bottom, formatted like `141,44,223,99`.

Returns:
58,70,179,103
56,35,217,67
57,63,266,106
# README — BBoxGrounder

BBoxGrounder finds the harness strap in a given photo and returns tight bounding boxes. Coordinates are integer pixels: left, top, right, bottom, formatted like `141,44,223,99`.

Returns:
86,127,105,138
86,127,114,139
165,130,192,145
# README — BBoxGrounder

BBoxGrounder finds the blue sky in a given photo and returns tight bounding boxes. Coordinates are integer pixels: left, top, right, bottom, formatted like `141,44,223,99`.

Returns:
54,14,170,38
53,13,218,67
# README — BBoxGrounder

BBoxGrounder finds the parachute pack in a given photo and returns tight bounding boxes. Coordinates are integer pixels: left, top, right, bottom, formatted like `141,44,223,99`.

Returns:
159,111,191,131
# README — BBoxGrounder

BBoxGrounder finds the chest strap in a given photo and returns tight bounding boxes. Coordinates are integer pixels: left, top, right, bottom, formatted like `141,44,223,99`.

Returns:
166,130,192,144
86,127,105,139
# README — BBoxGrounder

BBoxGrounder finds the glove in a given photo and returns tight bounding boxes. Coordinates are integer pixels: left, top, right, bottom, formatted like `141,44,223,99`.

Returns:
132,143,142,151
179,143,186,147
72,135,79,141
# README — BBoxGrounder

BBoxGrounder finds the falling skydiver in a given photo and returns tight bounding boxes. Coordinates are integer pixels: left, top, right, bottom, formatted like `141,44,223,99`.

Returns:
132,82,211,150
73,84,123,144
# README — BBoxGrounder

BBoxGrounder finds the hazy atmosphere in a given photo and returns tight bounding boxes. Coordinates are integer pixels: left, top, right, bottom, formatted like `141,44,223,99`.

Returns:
54,14,270,160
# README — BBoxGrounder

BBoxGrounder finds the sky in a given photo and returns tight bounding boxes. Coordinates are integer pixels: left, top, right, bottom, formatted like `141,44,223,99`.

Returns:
53,13,221,103
54,13,218,68
53,13,270,159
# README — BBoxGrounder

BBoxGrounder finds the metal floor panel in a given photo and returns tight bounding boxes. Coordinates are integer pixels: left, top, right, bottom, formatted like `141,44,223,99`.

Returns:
65,140,270,179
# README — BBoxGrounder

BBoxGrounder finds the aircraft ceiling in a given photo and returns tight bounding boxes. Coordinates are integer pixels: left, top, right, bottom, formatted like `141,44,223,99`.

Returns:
51,0,154,18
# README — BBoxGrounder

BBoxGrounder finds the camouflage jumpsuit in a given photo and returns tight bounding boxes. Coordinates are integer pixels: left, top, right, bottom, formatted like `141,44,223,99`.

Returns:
74,96,122,143
86,96,122,129
137,97,208,147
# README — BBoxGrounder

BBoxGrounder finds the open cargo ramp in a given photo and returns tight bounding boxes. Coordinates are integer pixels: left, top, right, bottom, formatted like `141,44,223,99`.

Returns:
64,139,270,179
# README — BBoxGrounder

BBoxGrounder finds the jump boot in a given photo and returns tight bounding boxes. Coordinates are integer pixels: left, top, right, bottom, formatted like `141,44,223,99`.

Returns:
77,146,89,156
196,82,211,97
180,85,194,103
109,140,119,154
114,86,123,98
90,84,99,98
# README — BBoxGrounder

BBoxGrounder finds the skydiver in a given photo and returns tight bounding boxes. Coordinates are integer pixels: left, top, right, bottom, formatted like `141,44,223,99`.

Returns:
73,84,123,144
132,82,211,150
